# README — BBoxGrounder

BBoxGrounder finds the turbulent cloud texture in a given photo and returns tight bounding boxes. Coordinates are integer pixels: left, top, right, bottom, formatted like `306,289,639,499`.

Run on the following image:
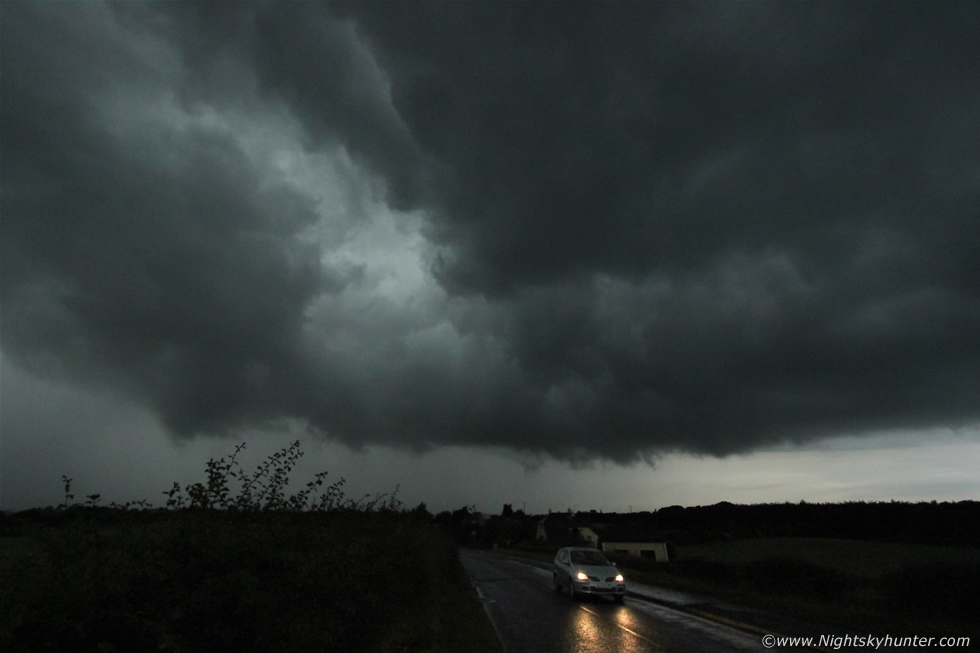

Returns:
3,2,979,462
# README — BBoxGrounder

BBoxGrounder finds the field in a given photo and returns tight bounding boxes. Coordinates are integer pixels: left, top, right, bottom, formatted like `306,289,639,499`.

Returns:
609,537,980,637
681,537,980,580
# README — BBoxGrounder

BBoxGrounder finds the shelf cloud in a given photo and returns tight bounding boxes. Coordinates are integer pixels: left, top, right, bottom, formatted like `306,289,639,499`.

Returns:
3,2,978,464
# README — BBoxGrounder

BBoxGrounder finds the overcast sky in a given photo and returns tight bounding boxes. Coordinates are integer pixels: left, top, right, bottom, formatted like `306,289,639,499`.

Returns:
2,2,979,513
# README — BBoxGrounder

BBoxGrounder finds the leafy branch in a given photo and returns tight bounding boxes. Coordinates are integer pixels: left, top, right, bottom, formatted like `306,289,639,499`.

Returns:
161,440,401,513
61,440,401,514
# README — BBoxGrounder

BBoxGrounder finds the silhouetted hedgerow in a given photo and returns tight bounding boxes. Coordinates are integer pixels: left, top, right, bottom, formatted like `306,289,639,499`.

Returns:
0,442,478,653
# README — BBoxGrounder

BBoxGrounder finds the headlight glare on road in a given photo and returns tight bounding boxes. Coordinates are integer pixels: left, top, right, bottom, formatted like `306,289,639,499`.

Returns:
576,571,588,581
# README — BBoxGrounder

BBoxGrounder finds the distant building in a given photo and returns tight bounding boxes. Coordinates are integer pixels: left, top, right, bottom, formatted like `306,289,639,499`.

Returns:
536,515,670,561
598,524,670,561
577,525,600,546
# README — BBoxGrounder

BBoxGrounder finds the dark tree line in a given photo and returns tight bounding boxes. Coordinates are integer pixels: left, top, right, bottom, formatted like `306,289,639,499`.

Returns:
647,500,980,546
423,500,980,549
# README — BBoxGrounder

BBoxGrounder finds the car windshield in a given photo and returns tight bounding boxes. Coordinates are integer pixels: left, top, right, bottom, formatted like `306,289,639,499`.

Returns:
570,550,609,566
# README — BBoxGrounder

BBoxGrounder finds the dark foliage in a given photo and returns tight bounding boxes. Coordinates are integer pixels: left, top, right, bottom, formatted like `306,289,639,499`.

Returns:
459,500,980,552
2,510,456,652
0,442,470,653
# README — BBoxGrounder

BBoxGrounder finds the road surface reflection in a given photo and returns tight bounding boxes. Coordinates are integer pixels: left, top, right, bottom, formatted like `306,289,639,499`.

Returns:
563,603,664,653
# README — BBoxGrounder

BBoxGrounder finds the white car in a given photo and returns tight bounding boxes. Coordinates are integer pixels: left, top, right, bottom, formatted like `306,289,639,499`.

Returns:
553,546,626,602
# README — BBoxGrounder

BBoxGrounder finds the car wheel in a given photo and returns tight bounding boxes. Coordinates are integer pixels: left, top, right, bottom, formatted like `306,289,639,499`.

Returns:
553,573,562,594
566,576,577,601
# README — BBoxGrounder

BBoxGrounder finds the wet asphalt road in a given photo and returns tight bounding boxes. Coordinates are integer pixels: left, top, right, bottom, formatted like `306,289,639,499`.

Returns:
460,550,789,653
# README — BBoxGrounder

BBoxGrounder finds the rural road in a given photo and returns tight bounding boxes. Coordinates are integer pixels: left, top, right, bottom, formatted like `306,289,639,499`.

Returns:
459,550,886,653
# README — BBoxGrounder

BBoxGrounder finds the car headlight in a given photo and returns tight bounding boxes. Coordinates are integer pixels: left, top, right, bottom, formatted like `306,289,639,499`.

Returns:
576,572,588,581
615,574,624,582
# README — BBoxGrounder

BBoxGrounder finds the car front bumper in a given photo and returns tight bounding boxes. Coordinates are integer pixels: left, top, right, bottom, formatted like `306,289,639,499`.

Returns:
574,582,626,595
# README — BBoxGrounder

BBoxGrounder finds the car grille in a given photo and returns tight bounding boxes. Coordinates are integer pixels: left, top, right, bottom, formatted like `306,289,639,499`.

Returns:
605,577,616,582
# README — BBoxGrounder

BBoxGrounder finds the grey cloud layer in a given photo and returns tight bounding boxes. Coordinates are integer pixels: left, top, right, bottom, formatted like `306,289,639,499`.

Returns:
2,2,978,461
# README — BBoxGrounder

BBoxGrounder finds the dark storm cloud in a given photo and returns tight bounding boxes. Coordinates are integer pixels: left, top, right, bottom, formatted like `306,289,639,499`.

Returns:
336,1,980,456
1,3,328,435
2,2,979,462
113,1,432,210
341,1,980,292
